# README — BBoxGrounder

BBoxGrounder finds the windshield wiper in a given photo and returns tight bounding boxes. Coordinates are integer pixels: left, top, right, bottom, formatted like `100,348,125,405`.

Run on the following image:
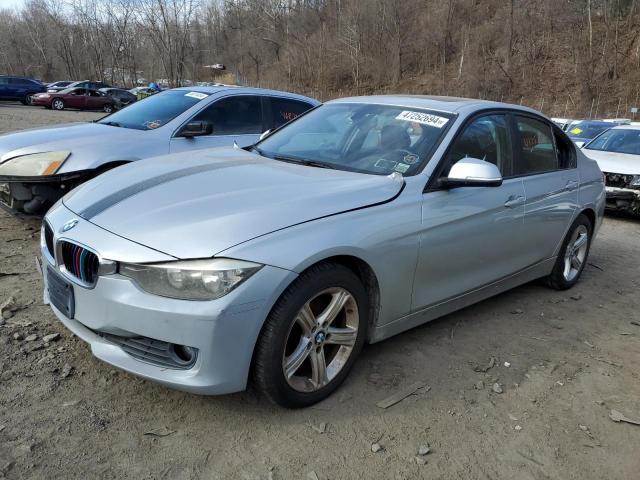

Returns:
273,155,336,170
102,121,122,128
251,145,265,156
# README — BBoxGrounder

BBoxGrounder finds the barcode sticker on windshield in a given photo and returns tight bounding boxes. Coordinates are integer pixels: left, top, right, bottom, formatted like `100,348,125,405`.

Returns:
395,111,449,128
185,92,208,100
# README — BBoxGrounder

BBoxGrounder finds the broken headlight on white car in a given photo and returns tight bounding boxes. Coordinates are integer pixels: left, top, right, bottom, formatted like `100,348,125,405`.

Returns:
0,151,70,177
119,258,263,300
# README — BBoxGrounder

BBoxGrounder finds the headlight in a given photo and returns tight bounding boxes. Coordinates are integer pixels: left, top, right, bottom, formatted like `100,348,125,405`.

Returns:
0,151,70,177
630,175,640,188
119,258,263,300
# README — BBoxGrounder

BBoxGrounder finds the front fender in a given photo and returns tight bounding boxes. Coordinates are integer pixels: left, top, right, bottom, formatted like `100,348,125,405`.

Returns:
218,193,423,327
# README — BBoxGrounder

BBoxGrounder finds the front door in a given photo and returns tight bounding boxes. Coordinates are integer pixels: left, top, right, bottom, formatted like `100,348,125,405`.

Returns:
512,115,579,266
169,95,264,153
412,113,529,310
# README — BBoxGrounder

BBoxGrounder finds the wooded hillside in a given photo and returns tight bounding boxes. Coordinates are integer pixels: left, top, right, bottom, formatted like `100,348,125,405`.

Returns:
1,0,639,118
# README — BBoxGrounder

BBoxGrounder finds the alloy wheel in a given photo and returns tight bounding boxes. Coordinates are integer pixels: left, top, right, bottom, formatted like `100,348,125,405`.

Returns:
563,224,588,282
53,99,64,110
282,287,359,393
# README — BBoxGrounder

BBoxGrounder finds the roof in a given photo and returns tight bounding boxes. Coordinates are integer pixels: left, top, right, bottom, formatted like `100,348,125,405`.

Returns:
610,124,640,130
172,86,320,104
569,120,613,126
327,94,541,115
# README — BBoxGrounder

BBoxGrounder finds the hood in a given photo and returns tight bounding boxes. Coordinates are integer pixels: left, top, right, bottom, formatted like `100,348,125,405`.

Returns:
63,148,404,259
582,148,640,175
0,123,156,171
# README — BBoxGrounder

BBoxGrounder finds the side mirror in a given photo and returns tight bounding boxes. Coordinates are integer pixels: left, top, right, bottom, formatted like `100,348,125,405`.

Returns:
180,120,212,138
439,157,503,188
259,129,271,141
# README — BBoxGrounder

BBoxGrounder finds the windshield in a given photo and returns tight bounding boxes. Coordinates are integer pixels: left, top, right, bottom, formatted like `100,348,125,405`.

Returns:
59,87,80,94
98,90,209,130
256,103,454,176
567,122,610,140
584,129,640,155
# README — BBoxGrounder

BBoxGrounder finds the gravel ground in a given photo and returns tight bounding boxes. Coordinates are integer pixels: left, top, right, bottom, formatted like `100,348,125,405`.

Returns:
1,103,639,480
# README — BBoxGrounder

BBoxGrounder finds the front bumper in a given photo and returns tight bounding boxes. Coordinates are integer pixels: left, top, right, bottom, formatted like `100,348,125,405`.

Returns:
31,97,51,107
42,205,297,394
605,186,640,214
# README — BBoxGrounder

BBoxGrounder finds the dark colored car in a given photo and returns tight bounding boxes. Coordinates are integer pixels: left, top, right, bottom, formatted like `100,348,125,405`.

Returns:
31,87,115,113
46,81,73,92
50,80,112,93
99,88,136,110
0,75,46,104
566,120,612,147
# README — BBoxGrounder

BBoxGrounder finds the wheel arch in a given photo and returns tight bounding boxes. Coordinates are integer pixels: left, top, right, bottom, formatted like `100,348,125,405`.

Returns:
313,255,381,341
92,160,132,176
246,253,382,387
580,207,596,229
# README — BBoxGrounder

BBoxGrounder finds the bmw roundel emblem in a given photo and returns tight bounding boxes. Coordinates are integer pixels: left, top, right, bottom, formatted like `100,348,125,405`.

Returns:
61,219,79,232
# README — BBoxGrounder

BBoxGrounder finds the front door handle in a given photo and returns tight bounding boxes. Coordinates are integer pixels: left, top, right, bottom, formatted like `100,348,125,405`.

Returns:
565,180,579,191
504,195,525,208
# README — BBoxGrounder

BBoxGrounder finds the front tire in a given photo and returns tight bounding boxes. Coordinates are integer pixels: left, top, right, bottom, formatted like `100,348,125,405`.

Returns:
253,262,368,408
20,94,33,105
52,98,65,110
546,213,593,290
103,103,113,113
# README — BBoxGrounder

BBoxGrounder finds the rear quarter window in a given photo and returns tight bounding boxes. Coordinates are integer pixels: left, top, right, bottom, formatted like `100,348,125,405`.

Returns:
269,98,314,129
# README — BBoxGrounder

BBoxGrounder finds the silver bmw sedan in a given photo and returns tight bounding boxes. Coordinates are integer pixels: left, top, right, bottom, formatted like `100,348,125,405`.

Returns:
40,96,605,407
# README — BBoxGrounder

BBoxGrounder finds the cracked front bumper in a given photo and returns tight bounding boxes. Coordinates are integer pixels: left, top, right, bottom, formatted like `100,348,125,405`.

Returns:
605,186,640,214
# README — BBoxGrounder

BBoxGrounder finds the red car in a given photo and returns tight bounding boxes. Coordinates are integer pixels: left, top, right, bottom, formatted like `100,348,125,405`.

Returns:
32,87,115,113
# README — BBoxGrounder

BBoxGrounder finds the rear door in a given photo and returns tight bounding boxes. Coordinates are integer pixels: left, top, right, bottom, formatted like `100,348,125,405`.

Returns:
8,77,26,99
85,89,104,109
0,77,8,98
513,115,579,266
169,94,265,152
412,113,528,310
65,88,87,109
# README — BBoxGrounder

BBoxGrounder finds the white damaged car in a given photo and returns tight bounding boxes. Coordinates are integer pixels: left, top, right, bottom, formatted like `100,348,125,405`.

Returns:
581,125,640,214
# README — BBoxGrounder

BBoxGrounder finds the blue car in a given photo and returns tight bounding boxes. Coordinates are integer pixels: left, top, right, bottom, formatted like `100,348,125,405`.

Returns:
0,75,46,105
566,120,612,147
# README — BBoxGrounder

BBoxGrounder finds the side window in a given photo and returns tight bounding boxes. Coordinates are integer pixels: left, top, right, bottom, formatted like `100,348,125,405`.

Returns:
193,95,263,135
553,129,576,169
9,78,25,85
269,98,313,129
443,114,513,177
513,116,559,175
0,77,7,85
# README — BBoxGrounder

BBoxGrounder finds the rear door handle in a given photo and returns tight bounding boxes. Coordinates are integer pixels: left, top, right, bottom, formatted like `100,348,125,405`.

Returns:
565,180,579,191
504,195,525,207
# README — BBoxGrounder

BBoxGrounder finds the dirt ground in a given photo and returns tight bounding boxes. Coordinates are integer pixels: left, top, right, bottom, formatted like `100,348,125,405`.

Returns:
0,103,639,480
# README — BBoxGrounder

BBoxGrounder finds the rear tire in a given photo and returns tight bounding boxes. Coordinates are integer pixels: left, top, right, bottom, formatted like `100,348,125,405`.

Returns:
545,213,593,290
103,103,113,113
253,262,368,408
52,99,65,110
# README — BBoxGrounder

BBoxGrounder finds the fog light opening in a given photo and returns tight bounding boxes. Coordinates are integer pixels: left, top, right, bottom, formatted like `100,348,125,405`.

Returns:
171,344,196,365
